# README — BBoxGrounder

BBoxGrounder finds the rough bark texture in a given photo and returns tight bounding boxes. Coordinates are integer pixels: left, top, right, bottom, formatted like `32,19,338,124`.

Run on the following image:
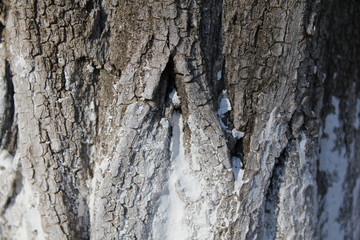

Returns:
0,0,359,239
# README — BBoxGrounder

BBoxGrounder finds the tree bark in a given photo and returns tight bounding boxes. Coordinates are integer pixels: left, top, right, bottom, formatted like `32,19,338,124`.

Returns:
0,0,359,239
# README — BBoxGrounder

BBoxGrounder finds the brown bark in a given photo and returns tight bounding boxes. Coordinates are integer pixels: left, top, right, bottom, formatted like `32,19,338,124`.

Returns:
0,0,359,239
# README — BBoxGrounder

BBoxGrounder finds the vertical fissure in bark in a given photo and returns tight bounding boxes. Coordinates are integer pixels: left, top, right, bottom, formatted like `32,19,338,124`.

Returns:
156,56,176,113
0,22,4,44
85,0,95,13
156,82,191,240
217,85,245,170
231,138,245,169
90,1,108,40
0,0,358,238
0,60,17,154
253,25,260,48
51,56,99,239
199,0,224,97
262,148,287,240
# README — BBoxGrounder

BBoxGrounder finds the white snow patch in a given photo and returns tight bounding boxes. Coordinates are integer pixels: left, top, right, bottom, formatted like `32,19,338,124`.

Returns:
217,91,243,139
196,201,213,239
322,73,327,82
217,71,222,81
0,149,13,171
86,64,94,73
153,111,202,240
333,72,338,79
313,65,317,74
232,129,244,139
88,153,110,235
0,150,15,209
64,71,70,81
160,118,170,128
56,97,67,103
230,154,248,195
298,135,307,166
112,82,118,91
319,96,347,239
231,157,242,181
169,89,181,108
233,167,248,195
9,170,46,240
218,90,231,115
88,101,96,122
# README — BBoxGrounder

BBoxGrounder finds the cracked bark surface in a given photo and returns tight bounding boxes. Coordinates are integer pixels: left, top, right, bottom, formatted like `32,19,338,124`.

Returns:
0,0,359,239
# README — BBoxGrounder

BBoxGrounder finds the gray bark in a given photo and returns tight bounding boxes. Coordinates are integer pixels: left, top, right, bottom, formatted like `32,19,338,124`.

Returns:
0,0,359,239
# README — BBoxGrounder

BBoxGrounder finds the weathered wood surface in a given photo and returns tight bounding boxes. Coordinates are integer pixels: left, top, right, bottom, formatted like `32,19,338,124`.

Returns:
0,0,359,239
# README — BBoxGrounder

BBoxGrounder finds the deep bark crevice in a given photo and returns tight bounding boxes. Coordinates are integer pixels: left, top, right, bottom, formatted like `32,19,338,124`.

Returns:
199,0,224,97
52,56,98,240
0,22,4,43
59,172,90,239
262,148,287,240
0,1,358,238
153,55,177,115
231,138,245,169
0,60,17,154
85,0,95,13
90,1,108,40
253,25,260,48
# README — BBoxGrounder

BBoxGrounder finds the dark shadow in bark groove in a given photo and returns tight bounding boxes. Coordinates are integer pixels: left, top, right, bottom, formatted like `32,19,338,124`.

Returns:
232,138,245,169
54,57,99,240
85,0,95,13
153,56,176,114
136,56,177,239
90,1,108,40
0,22,4,43
0,60,17,155
199,0,224,97
262,148,287,240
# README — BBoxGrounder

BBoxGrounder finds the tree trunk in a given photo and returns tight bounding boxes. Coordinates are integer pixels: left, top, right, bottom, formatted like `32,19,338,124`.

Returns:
0,0,359,239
